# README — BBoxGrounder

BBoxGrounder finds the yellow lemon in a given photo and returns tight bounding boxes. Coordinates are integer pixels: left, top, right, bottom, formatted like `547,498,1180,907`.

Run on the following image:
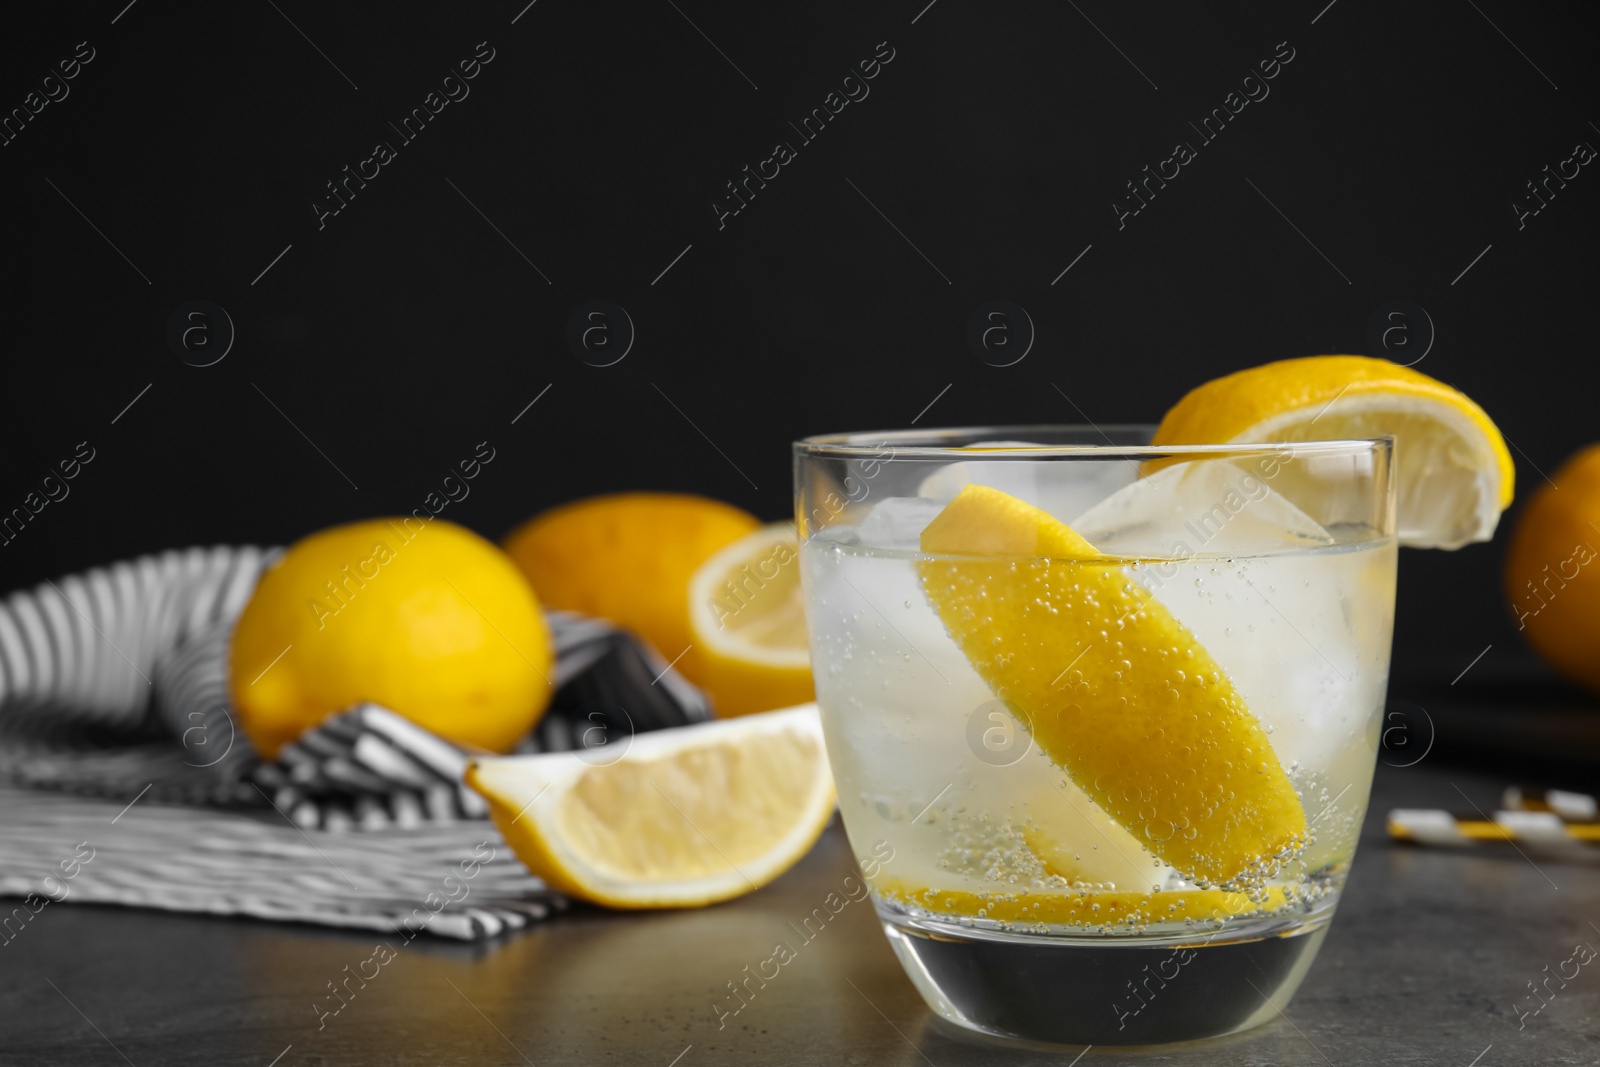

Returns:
687,523,815,717
229,519,552,759
466,704,835,908
919,485,1306,889
502,493,759,682
1504,443,1600,694
1152,355,1512,549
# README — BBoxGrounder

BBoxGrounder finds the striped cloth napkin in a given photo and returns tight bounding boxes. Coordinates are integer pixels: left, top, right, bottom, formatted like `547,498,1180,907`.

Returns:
0,787,563,940
0,546,712,938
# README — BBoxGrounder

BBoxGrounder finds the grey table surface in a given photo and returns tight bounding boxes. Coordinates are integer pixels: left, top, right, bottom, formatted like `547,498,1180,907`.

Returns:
1,760,1596,1067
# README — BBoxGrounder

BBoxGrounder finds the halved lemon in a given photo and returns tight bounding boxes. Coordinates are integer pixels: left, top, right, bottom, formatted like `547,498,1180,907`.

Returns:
919,485,1307,889
466,704,835,908
1151,355,1512,549
687,522,815,717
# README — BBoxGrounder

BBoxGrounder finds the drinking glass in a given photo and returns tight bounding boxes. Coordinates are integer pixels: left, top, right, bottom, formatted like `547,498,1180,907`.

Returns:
793,426,1396,1046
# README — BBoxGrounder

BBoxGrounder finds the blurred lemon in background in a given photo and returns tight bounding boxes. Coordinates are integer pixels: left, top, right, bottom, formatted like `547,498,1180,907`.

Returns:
1153,355,1512,549
502,493,758,687
1504,443,1600,694
688,523,814,717
230,519,552,758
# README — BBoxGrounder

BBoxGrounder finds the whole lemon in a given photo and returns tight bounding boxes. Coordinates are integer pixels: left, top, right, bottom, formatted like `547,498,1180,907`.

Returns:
1504,443,1600,694
230,518,553,758
502,493,759,684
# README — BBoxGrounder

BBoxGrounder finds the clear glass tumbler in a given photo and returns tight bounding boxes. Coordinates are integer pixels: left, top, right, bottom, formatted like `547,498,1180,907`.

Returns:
794,426,1396,1047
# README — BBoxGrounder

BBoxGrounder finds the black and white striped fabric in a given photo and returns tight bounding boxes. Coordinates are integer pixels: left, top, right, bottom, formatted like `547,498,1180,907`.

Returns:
0,787,565,940
0,547,277,805
0,546,713,937
0,546,274,731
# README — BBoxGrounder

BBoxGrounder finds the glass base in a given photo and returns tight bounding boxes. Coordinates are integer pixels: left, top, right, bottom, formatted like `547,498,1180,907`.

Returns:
879,900,1334,1047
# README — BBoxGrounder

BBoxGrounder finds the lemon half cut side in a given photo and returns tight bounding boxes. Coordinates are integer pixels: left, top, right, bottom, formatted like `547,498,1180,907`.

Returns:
687,522,815,717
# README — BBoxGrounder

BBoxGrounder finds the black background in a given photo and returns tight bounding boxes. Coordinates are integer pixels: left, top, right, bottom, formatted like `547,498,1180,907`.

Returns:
2,0,1596,698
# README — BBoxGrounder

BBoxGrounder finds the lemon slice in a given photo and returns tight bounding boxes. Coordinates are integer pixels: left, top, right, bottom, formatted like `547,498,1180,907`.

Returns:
874,876,1296,926
1151,355,1512,549
466,704,835,908
687,522,815,717
919,485,1306,889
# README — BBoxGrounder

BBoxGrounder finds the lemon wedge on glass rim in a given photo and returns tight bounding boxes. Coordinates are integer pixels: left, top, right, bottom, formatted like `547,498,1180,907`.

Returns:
465,704,834,908
1151,354,1512,549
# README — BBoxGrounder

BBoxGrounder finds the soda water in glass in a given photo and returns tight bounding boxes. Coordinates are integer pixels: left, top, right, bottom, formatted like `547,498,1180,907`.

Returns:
794,427,1396,1046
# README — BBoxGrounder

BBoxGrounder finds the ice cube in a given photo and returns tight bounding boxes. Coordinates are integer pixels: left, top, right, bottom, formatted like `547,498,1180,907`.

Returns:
1072,459,1377,799
918,443,1138,524
1071,458,1333,559
855,497,947,551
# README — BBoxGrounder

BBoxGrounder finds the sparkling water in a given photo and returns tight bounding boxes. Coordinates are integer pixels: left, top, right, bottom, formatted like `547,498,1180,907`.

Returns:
801,498,1396,1045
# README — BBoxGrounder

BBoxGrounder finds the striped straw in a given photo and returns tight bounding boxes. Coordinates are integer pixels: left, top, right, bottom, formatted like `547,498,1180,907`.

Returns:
1388,808,1600,847
1502,787,1599,822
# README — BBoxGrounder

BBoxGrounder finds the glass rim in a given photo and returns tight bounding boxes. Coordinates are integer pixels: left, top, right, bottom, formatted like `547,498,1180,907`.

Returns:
794,424,1395,461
